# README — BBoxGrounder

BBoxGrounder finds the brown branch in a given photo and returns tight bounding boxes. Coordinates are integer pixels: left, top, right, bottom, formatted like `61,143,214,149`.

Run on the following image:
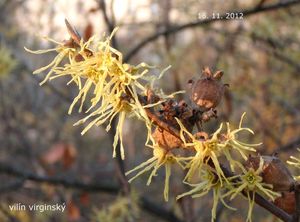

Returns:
294,183,300,221
124,0,300,62
0,162,119,193
98,0,118,49
99,0,114,31
0,162,182,222
255,193,293,222
0,179,25,193
98,0,129,194
250,33,300,71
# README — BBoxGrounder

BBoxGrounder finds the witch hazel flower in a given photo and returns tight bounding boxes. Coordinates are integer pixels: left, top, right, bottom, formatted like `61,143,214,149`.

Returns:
25,22,167,160
126,143,188,201
223,157,280,222
177,167,235,222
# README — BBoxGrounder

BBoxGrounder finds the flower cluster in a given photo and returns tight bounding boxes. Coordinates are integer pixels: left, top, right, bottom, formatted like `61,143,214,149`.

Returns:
172,113,276,222
126,112,272,221
176,113,261,182
25,26,170,160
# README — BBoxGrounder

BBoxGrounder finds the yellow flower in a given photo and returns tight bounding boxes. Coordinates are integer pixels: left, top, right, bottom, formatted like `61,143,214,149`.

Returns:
176,118,226,183
177,168,235,222
287,148,300,180
218,112,261,171
126,144,187,201
25,28,161,160
173,113,264,221
223,157,280,222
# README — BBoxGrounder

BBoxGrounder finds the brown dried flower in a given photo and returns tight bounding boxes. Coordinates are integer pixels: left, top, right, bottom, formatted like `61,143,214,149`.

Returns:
152,100,194,150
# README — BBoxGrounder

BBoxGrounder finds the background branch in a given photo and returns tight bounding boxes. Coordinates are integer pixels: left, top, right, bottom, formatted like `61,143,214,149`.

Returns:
294,183,300,221
0,162,182,222
0,162,119,193
98,0,129,194
276,137,300,153
124,0,300,62
250,32,300,71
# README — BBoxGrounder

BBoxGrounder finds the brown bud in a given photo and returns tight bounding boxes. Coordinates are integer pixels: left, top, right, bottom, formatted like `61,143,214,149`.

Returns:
63,19,93,58
274,192,295,214
245,155,294,191
191,68,225,110
65,19,81,44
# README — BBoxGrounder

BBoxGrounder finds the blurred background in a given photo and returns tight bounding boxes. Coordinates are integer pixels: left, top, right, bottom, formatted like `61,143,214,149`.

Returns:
0,0,300,221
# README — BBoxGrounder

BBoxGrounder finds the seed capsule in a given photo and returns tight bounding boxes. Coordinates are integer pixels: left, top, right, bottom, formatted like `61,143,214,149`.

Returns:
190,67,226,110
245,155,294,191
274,192,295,214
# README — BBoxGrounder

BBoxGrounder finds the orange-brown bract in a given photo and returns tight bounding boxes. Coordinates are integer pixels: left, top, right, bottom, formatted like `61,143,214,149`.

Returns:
152,100,194,150
191,67,226,111
245,155,294,191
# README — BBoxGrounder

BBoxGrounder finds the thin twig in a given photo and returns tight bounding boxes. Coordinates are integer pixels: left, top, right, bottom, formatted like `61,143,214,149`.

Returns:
251,33,300,71
0,162,119,193
0,179,25,193
294,183,300,221
124,0,300,62
98,0,129,194
275,137,300,152
98,0,118,49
